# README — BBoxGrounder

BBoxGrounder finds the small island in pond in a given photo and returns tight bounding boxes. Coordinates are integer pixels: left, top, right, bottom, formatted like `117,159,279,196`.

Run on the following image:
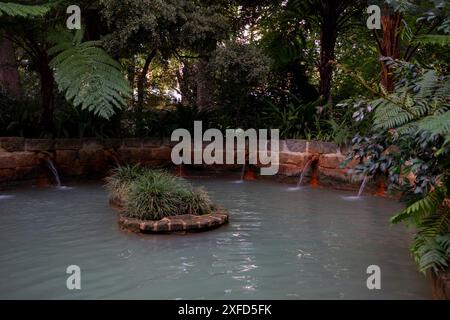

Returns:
106,165,229,234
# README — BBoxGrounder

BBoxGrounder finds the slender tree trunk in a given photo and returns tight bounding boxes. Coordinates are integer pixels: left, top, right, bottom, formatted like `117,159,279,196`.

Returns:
38,53,55,134
178,59,195,107
127,56,136,88
0,36,21,98
318,13,338,104
289,62,319,103
136,49,157,136
137,50,157,110
195,56,213,110
379,11,402,92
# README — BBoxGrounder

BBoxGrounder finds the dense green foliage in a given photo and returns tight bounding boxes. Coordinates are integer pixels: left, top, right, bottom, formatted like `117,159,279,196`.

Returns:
106,166,213,220
0,0,377,140
340,1,450,274
347,61,450,274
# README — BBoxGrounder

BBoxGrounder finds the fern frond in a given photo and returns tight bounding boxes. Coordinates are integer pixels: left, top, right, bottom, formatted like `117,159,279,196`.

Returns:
374,70,450,134
391,187,446,224
417,110,450,138
414,35,450,46
0,1,49,17
374,98,417,130
49,30,132,119
415,70,439,100
414,238,449,273
417,212,450,239
437,234,450,254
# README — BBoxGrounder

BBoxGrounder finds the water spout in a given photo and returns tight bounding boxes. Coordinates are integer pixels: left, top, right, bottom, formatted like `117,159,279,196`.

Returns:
176,164,186,177
297,159,314,188
45,159,62,187
240,163,246,181
232,164,247,184
357,175,369,198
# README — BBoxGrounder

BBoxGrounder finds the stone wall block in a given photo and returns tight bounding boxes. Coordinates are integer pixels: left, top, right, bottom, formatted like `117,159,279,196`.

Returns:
277,164,302,176
122,138,142,148
102,139,122,150
55,139,82,150
117,148,142,164
142,138,162,148
308,141,338,154
14,152,39,167
151,146,172,160
319,154,347,169
25,139,54,152
285,139,308,153
0,152,15,169
0,137,25,152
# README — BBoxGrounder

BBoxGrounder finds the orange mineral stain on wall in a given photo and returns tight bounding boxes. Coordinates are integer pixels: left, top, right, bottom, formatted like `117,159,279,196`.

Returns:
175,164,186,177
244,166,257,181
310,164,319,188
375,179,386,196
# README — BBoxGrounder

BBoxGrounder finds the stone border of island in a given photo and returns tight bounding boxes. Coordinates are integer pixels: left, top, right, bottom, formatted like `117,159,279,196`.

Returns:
110,198,229,234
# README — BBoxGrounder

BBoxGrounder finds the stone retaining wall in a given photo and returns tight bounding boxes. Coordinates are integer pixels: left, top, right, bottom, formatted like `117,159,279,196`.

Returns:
0,137,361,189
0,137,173,185
272,139,359,186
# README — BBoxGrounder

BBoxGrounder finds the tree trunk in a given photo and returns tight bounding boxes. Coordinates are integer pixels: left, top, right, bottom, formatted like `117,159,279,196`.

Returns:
38,53,55,134
195,56,213,110
379,11,402,93
178,59,195,107
0,36,21,98
137,49,157,110
318,14,338,104
289,62,319,103
136,49,157,136
127,56,136,91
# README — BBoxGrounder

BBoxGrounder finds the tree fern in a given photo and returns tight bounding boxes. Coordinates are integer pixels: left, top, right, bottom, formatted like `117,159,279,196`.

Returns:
374,69,450,136
369,62,450,274
0,1,50,17
48,29,132,119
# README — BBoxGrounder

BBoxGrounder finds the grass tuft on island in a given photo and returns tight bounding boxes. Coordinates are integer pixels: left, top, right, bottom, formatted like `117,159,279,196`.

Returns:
106,165,214,221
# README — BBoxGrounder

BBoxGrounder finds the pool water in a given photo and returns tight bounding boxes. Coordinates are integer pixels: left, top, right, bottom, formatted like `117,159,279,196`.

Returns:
0,178,430,299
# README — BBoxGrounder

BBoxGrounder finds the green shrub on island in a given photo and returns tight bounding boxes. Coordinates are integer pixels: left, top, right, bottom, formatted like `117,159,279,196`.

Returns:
106,166,213,220
105,165,145,206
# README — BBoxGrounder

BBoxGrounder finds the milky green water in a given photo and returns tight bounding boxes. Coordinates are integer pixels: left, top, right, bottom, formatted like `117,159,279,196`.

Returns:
0,178,430,299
